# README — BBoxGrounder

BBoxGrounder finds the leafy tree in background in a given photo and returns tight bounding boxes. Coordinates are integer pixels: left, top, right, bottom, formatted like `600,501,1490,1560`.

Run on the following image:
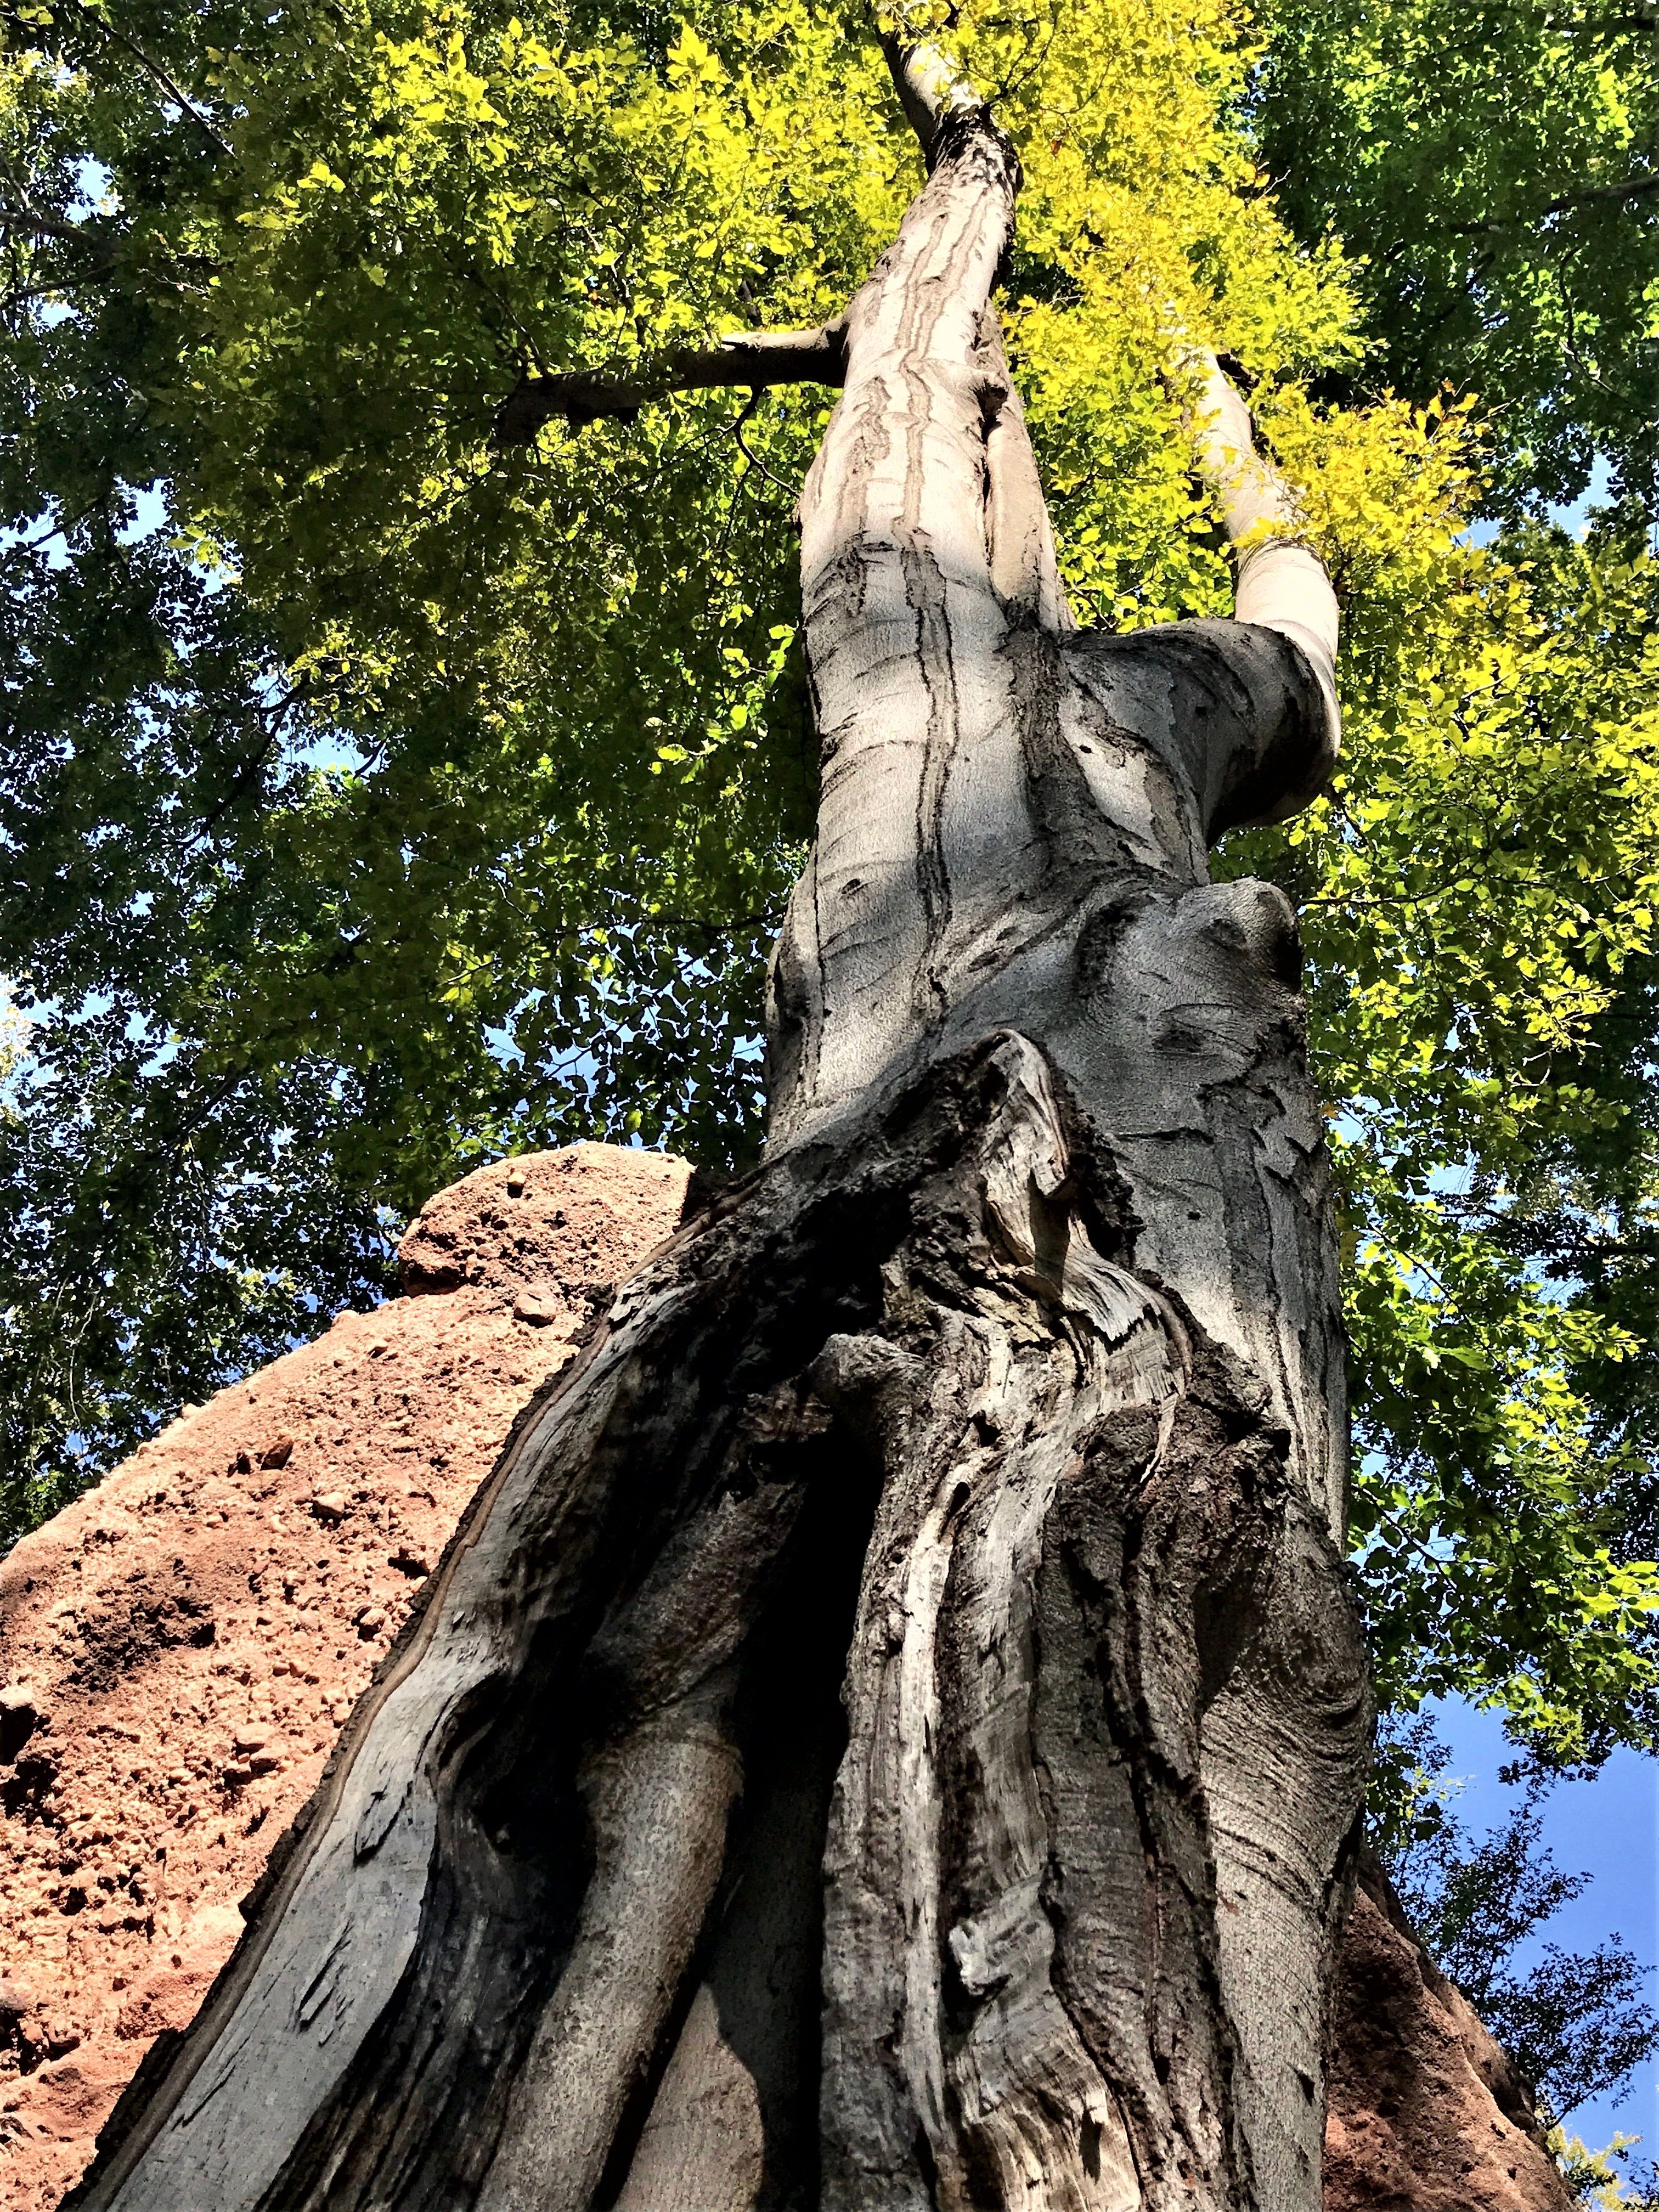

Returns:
1253,5,1659,1739
1380,1716,1659,2148
1256,0,1659,516
0,527,404,1533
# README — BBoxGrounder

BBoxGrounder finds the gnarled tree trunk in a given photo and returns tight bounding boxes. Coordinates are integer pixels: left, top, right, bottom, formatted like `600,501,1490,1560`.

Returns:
68,47,1369,2212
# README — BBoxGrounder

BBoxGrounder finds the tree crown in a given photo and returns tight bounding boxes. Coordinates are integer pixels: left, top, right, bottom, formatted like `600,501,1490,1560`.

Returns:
2,0,1657,1769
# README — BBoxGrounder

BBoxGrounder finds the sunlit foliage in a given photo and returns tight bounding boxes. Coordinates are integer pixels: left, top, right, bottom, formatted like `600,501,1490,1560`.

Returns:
0,0,1655,1762
1256,0,1659,514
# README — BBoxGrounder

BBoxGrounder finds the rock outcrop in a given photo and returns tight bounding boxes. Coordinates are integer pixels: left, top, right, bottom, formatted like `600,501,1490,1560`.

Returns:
0,1141,1571,2212
0,1143,691,2212
1327,1861,1572,2211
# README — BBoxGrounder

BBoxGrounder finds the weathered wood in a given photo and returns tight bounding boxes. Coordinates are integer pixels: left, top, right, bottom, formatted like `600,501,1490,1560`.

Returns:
67,48,1368,2212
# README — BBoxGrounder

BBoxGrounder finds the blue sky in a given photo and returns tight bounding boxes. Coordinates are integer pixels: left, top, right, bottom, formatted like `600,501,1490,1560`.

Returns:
1434,1695,1658,2159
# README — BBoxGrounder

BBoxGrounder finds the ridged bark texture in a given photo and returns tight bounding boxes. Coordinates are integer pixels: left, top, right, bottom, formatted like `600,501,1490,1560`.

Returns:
67,104,1368,2212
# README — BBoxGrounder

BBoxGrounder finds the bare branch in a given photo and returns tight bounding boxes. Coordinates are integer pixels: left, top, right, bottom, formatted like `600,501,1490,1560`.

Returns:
729,390,796,498
1183,346,1342,746
494,325,847,444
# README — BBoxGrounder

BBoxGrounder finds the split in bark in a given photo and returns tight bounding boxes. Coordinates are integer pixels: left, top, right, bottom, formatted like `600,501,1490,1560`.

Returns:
68,33,1369,2212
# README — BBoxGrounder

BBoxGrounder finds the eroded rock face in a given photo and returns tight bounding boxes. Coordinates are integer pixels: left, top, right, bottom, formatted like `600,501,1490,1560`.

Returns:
0,1144,691,2212
1324,1860,1572,2212
0,1141,1572,2212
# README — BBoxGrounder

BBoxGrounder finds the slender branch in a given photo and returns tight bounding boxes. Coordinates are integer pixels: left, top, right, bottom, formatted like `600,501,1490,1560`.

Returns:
494,324,847,444
59,1,230,156
729,390,795,498
1448,165,1659,236
198,685,309,831
14,493,101,550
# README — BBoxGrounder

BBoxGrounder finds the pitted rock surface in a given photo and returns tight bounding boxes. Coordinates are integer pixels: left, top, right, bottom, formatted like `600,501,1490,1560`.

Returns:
1324,1860,1572,2211
0,1143,1573,2212
0,1143,691,2212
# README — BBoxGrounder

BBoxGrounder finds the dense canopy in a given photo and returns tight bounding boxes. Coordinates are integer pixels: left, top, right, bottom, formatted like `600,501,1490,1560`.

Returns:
1258,0,1659,516
2,0,1657,1778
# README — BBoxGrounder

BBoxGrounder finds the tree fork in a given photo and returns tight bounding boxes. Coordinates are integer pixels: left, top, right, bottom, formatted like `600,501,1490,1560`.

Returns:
68,36,1370,2212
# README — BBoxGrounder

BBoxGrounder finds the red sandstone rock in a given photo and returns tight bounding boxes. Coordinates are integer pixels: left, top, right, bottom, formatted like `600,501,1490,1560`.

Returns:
0,1140,1577,2212
0,1143,691,2212
1324,1860,1572,2212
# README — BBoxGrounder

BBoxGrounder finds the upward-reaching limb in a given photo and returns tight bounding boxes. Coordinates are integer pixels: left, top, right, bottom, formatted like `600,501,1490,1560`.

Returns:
1186,348,1342,750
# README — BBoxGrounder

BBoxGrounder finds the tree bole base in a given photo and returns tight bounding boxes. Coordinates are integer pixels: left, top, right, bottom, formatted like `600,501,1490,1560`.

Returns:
69,1032,1366,2212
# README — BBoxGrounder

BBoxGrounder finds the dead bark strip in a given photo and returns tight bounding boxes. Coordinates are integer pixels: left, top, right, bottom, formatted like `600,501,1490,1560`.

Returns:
69,63,1369,2212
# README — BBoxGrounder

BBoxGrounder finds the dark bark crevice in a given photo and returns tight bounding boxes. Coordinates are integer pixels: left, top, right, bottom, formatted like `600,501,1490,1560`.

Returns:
69,1033,1365,2212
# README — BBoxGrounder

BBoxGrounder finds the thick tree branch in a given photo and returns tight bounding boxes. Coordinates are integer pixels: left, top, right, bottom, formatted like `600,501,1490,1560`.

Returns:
494,324,847,444
1184,346,1342,748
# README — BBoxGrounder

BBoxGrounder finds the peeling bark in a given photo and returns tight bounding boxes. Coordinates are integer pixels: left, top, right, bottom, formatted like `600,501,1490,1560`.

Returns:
67,56,1368,2212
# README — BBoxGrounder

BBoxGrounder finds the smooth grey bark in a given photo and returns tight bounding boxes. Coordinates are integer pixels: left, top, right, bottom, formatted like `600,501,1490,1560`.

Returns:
66,52,1369,2212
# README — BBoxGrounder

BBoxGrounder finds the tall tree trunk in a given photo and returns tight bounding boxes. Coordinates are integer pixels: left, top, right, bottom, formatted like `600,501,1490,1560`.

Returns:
67,57,1369,2212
